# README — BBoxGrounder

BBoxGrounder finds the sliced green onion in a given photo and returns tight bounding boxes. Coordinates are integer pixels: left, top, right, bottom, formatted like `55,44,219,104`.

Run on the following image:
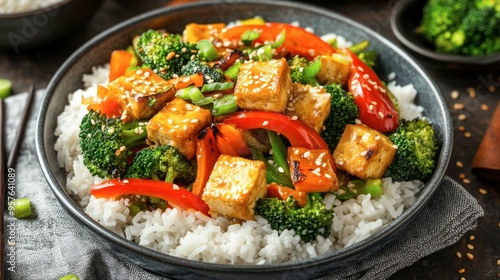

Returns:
224,60,241,81
251,148,294,188
12,197,32,219
0,78,12,98
128,202,142,216
348,40,370,54
302,58,321,80
267,131,291,178
335,179,384,200
256,44,273,62
59,274,79,280
212,94,238,116
197,39,220,61
241,30,260,46
201,82,234,93
176,86,213,106
270,29,286,48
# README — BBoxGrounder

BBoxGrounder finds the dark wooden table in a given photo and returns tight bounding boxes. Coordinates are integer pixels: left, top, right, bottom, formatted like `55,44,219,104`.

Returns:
1,0,498,279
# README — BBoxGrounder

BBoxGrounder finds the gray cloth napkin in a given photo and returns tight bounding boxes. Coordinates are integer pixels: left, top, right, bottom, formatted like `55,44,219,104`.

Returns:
4,90,484,280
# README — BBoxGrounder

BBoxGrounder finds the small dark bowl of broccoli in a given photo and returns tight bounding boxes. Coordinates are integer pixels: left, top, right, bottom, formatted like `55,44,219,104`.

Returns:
390,0,500,66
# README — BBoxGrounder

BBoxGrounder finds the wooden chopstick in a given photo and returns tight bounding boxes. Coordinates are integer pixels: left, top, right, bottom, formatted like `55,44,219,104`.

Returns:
7,85,35,170
0,98,6,280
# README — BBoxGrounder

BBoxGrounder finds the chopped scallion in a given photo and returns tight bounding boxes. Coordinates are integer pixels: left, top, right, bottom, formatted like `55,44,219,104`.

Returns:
197,40,220,61
201,82,234,93
241,30,260,46
212,94,238,116
224,60,241,81
12,197,32,219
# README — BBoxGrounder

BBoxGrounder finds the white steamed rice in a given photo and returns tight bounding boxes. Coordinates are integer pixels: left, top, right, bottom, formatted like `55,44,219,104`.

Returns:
54,62,425,265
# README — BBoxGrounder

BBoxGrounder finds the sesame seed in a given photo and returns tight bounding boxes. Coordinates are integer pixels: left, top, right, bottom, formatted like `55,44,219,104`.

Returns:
454,103,465,110
190,119,199,123
355,119,362,124
467,244,474,250
458,268,465,274
464,132,471,138
456,161,464,168
488,85,495,92
459,173,465,180
456,252,462,258
357,66,364,72
278,167,285,173
303,151,311,158
463,178,470,184
460,277,466,280
375,135,381,140
392,144,398,149
378,111,384,118
325,174,332,179
359,151,367,156
466,253,474,260
497,259,500,265
458,126,466,132
291,115,298,120
451,90,460,99
467,87,476,98
469,235,475,241
262,120,269,126
480,104,489,111
369,104,374,111
166,52,176,60
337,160,344,166
478,188,487,195
458,114,467,121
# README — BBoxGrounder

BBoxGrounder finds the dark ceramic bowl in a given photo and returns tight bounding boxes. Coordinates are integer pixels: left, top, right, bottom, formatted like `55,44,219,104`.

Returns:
36,1,453,279
390,0,500,65
0,0,103,51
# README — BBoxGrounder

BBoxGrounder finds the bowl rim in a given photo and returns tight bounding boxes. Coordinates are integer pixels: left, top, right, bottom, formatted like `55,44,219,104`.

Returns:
0,0,74,18
36,0,453,275
390,0,500,65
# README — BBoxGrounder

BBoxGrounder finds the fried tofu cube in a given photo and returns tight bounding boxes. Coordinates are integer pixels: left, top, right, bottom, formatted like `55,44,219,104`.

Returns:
107,68,175,121
234,58,292,113
285,83,331,133
316,55,351,86
202,155,267,220
183,23,226,43
147,98,212,159
288,147,339,192
333,124,397,179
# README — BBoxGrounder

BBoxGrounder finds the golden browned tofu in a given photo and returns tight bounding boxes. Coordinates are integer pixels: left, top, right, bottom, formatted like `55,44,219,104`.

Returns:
234,58,292,113
285,83,331,133
288,147,339,193
333,124,397,179
202,154,267,220
183,23,226,43
316,55,351,86
146,98,212,159
107,68,175,122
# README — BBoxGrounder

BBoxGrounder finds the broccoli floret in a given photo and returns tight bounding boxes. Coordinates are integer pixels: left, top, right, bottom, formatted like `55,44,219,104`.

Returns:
180,59,226,84
126,145,195,185
438,6,500,56
420,0,471,42
384,118,439,182
135,30,198,80
420,0,500,56
79,110,148,178
321,83,359,151
286,55,319,85
255,192,333,242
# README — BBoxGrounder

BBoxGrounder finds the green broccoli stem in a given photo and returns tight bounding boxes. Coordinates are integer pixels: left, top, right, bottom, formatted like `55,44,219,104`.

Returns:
121,121,147,148
165,166,178,183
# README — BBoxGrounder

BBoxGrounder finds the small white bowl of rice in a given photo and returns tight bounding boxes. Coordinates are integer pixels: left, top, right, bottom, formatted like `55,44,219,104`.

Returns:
0,0,103,51
35,1,453,279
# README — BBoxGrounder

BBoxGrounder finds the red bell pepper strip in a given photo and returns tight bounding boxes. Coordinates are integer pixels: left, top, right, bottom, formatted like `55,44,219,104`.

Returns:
109,50,134,82
341,48,399,132
82,85,122,118
220,22,335,60
222,110,330,151
191,127,221,198
91,178,210,216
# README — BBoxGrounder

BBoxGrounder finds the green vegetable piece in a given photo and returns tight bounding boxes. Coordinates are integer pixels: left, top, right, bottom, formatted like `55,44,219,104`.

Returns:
12,197,32,219
128,202,143,216
241,30,260,46
59,274,79,280
334,179,384,200
302,57,321,80
212,94,238,116
267,131,291,179
270,29,286,48
224,60,241,81
0,78,12,98
255,44,273,62
197,39,220,61
348,40,370,54
201,81,234,93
